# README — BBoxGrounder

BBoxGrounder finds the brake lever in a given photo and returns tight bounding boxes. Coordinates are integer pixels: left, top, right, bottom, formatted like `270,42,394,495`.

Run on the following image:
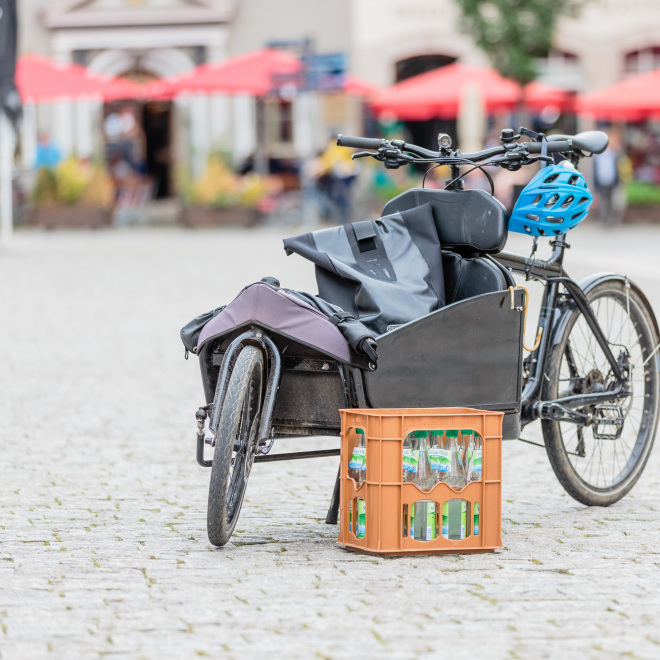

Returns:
351,151,377,160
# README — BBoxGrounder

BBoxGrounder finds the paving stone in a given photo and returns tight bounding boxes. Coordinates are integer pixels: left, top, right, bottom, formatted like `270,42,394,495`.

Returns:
0,226,659,660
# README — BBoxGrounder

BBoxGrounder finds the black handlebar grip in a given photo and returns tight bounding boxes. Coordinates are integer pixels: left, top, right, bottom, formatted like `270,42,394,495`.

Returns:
527,140,572,154
336,134,384,150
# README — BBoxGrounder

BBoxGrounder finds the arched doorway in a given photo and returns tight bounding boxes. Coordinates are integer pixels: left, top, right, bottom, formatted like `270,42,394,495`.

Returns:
89,48,196,200
395,54,456,82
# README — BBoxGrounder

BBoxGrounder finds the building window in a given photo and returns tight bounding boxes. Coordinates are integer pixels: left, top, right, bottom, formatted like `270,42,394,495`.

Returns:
624,47,660,75
535,51,581,90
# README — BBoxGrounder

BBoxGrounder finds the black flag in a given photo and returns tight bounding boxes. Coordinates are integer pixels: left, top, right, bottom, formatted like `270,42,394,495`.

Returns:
0,0,21,130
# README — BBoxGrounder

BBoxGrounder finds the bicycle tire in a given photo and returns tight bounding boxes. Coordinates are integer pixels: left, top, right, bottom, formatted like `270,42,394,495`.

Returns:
542,278,659,506
207,345,264,546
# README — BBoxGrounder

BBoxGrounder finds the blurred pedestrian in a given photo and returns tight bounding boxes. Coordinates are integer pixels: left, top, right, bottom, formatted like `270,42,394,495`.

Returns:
315,137,360,223
593,130,626,226
34,132,61,170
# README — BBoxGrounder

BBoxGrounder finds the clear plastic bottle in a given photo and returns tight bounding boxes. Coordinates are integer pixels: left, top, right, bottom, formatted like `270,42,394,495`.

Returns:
402,433,413,482
461,429,474,481
445,430,465,489
428,430,450,484
348,428,366,485
469,432,483,482
415,431,435,490
407,432,421,484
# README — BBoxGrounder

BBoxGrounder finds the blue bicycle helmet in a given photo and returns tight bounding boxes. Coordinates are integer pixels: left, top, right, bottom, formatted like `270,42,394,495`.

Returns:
509,163,593,237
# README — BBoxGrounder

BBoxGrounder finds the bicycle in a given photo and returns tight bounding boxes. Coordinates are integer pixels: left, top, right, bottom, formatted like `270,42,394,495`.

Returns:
184,127,660,546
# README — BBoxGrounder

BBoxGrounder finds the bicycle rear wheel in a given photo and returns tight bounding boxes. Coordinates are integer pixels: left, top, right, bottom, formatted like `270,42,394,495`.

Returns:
542,279,659,506
207,345,264,546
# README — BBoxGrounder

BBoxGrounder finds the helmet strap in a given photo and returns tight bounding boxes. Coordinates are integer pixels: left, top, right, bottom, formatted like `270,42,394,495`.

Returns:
540,135,548,169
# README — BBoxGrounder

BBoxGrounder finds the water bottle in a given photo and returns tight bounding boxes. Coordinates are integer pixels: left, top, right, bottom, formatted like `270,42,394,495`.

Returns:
447,499,467,540
474,502,480,536
429,430,451,484
442,501,449,538
348,428,366,485
468,432,483,482
406,432,422,484
445,430,466,489
413,501,436,541
402,433,413,482
415,432,435,490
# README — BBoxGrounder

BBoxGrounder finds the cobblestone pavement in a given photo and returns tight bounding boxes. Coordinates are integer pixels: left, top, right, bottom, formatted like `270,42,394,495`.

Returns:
1,224,660,660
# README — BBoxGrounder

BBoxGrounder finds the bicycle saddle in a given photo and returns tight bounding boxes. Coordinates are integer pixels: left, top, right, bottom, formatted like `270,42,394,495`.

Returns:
548,131,609,155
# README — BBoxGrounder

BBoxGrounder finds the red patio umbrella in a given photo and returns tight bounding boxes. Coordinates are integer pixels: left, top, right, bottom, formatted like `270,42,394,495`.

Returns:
162,48,301,96
161,49,379,98
576,69,660,121
16,54,111,103
16,54,166,104
370,63,520,120
525,80,572,113
343,74,380,98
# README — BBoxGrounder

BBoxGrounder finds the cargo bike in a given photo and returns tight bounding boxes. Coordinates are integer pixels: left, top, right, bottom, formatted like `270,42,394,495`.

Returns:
182,128,660,547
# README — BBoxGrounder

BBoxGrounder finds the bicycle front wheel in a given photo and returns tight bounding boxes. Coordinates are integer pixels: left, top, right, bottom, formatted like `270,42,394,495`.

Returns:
207,345,264,546
542,278,659,506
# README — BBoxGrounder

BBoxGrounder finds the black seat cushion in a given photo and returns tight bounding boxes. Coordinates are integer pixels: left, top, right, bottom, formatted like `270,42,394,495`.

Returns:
442,252,508,304
382,188,508,254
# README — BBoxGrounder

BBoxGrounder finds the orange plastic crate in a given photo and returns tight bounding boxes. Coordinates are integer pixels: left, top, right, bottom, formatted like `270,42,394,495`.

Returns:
337,407,503,555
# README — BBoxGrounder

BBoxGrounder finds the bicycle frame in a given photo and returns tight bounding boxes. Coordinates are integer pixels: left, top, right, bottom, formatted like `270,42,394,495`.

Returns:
494,239,630,428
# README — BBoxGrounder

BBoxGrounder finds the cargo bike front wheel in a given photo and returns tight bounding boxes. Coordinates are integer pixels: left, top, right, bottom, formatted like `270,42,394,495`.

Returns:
207,346,264,547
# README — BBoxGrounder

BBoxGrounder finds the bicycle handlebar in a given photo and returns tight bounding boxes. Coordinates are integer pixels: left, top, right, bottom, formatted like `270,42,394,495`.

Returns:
336,134,574,164
336,135,385,150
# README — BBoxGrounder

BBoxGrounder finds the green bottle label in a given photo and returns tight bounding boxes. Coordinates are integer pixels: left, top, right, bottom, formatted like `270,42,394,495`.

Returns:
402,448,413,474
429,448,451,474
408,450,419,474
474,502,480,536
442,501,448,537
426,502,436,541
471,449,483,477
348,446,366,471
357,499,366,538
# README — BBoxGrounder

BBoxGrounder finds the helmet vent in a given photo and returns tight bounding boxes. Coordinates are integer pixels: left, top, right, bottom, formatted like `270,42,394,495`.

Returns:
572,212,585,221
526,214,540,222
579,197,589,205
561,195,575,209
524,225,532,234
532,194,542,205
547,216,564,224
545,194,560,208
545,173,560,183
568,174,580,186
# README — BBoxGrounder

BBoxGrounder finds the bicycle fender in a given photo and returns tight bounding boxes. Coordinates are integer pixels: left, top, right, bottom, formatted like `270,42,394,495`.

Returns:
549,272,660,347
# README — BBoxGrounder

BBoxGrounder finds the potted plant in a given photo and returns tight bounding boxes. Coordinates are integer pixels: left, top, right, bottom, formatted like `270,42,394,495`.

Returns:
180,155,270,228
624,181,660,223
31,157,115,229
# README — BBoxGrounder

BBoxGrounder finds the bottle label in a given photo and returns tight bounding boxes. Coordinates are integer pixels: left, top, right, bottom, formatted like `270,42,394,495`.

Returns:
408,450,419,474
426,502,436,541
348,446,366,471
442,502,448,538
429,448,451,473
471,449,483,477
357,500,366,538
402,448,413,473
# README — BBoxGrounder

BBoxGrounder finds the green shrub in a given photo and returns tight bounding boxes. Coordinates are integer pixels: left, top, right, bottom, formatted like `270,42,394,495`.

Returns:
626,181,660,206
